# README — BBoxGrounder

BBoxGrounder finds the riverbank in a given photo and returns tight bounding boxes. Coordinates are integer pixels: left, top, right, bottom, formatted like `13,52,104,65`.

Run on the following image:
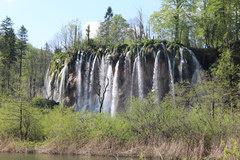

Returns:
1,138,239,159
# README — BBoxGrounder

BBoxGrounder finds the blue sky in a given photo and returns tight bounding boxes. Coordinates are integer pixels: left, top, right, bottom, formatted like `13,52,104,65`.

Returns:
0,0,161,49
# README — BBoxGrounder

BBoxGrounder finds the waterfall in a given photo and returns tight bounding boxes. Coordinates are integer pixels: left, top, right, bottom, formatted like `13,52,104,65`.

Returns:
178,48,185,82
131,57,137,98
45,44,203,114
102,64,113,113
111,61,119,116
76,52,83,111
82,54,93,111
89,55,98,111
124,52,131,98
56,61,68,102
187,49,202,84
137,48,144,98
44,68,52,99
167,52,175,98
99,55,108,100
152,51,161,100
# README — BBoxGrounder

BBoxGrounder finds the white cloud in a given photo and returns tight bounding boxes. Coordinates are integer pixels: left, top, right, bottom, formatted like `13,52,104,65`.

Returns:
82,21,100,39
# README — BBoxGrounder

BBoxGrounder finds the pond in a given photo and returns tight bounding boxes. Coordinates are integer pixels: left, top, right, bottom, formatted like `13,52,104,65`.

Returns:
0,153,138,160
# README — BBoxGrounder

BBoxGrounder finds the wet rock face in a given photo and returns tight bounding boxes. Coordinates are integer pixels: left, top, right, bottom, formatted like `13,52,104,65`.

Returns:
46,44,205,114
64,73,77,106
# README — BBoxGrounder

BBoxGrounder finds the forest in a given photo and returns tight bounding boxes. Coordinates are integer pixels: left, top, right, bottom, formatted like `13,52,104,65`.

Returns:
0,0,240,159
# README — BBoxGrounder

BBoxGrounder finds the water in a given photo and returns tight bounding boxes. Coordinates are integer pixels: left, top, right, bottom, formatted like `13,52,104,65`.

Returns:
57,61,68,103
102,64,113,113
187,49,202,84
111,61,119,116
152,51,161,101
82,54,93,111
130,57,137,98
167,52,175,98
76,52,83,111
178,48,184,82
0,153,138,160
89,56,98,111
124,52,131,98
136,48,144,98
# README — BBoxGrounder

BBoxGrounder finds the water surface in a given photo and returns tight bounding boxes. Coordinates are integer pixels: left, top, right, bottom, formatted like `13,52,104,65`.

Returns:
0,153,137,160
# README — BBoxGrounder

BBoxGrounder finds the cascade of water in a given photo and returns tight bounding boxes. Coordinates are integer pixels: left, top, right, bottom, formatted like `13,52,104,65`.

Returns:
102,64,113,113
99,56,106,98
179,48,185,82
124,52,131,97
167,51,175,98
152,51,161,100
130,57,137,98
57,61,68,102
187,49,202,84
137,48,144,98
44,68,52,99
89,55,98,111
82,54,93,111
76,52,83,111
111,61,119,116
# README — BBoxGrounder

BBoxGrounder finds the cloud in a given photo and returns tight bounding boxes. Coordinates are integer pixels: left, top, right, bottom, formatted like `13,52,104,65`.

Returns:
82,21,100,39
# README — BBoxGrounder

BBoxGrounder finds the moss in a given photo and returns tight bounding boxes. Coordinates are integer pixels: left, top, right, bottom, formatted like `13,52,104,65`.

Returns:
48,52,70,83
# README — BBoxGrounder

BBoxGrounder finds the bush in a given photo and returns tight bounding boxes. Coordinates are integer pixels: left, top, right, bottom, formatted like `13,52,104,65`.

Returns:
0,101,44,141
41,106,133,146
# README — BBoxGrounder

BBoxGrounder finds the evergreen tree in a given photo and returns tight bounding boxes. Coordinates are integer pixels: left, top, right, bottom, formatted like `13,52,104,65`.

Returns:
97,6,114,46
86,24,90,45
0,17,16,90
18,25,28,78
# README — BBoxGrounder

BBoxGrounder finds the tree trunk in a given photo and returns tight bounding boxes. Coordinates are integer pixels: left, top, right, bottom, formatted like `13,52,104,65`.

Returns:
175,0,180,43
29,76,32,98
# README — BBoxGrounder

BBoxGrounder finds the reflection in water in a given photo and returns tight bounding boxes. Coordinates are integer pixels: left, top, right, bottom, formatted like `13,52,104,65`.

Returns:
0,153,138,160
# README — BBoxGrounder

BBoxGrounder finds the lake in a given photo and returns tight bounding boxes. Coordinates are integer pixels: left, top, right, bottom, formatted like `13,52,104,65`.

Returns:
0,153,138,160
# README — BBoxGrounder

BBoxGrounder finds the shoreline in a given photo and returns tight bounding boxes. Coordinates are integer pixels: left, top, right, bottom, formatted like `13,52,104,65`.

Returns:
0,139,229,159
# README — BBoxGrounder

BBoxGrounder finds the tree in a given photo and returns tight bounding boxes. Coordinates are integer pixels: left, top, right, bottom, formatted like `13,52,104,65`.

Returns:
109,14,129,44
17,25,28,139
213,49,240,113
86,24,90,45
97,6,114,46
18,25,28,78
0,16,16,90
51,19,82,52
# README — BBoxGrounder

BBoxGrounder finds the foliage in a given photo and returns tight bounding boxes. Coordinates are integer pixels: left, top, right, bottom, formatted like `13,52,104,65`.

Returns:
41,106,132,145
49,52,69,77
222,139,240,160
97,13,129,45
0,98,44,141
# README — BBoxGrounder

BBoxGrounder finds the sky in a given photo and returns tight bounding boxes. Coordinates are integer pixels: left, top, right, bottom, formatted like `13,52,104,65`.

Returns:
0,0,161,49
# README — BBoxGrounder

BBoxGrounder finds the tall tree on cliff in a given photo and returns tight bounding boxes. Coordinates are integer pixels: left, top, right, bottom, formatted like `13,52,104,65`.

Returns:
86,24,90,45
97,6,114,46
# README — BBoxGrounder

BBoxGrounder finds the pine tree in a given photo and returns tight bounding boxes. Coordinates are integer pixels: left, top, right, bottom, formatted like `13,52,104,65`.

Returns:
17,25,28,139
0,16,16,90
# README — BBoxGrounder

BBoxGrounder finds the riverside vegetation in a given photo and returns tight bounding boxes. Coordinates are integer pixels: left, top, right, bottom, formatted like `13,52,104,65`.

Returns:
0,1,240,159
